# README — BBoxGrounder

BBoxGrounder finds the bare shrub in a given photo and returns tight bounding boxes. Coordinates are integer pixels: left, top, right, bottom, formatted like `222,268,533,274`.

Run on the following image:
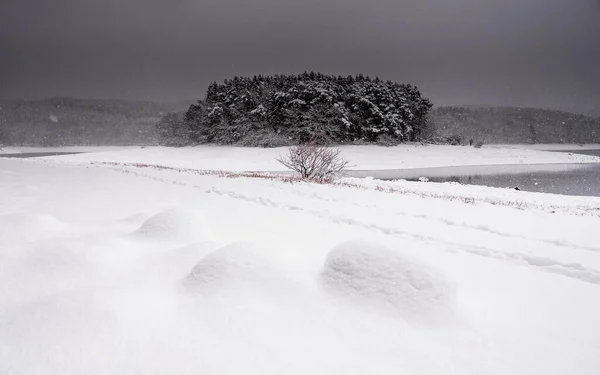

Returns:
277,144,349,183
474,141,484,149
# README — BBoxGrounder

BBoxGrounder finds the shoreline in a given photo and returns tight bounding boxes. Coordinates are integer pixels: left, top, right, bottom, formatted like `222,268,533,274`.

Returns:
3,143,600,153
343,162,599,179
486,143,600,151
30,144,600,171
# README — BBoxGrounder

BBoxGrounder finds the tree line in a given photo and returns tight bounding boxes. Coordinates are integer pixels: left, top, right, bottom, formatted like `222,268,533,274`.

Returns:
0,98,188,146
429,106,600,144
158,72,433,147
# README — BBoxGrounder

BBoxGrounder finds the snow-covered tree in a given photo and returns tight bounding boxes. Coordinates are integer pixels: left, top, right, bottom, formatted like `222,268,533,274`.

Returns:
179,73,433,146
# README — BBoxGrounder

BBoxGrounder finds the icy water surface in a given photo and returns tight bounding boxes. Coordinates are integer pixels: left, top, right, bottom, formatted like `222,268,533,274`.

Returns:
356,150,600,197
349,149,600,197
349,161,600,197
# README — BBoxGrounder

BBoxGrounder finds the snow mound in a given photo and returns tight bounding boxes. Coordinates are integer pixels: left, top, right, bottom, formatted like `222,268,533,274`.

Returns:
0,213,69,244
144,241,221,282
132,208,213,242
121,212,150,225
321,239,456,320
183,242,288,295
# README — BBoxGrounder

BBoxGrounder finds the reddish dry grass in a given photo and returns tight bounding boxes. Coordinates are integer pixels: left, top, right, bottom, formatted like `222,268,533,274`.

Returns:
96,161,473,201
96,162,310,183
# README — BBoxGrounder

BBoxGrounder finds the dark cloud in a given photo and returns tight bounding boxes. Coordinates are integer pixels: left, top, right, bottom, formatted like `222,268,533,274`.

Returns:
1,0,599,113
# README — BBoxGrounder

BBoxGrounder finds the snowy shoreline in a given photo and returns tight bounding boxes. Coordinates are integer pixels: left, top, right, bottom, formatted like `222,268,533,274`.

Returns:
3,142,600,156
0,146,138,154
344,162,598,178
488,143,600,151
27,143,600,172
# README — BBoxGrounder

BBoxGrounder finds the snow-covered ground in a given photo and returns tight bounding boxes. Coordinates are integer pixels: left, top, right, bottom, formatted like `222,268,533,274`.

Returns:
38,144,600,171
1,148,600,375
489,143,600,151
0,146,136,155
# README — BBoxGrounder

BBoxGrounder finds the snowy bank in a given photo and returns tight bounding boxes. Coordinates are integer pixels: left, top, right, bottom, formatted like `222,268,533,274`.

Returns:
338,176,600,217
42,144,600,171
1,158,600,374
488,143,600,151
0,146,138,155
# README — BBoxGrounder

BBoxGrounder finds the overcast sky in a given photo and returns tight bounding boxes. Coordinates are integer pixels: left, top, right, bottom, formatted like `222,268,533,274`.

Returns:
1,0,599,113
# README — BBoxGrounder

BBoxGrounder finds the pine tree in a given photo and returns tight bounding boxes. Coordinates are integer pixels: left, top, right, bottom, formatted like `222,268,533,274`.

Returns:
179,72,433,146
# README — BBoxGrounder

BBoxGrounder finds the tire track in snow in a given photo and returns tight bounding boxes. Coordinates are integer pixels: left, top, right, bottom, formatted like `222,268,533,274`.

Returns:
280,184,600,254
108,165,600,285
325,216,600,285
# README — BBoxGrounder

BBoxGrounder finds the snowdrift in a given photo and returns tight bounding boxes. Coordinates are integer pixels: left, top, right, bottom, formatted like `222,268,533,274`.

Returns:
321,239,456,322
183,242,294,297
132,207,213,242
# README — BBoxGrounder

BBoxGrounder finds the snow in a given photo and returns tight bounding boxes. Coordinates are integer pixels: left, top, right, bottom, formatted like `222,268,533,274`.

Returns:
341,176,600,217
0,213,71,244
183,242,293,296
132,207,213,242
40,144,600,171
0,146,137,155
1,149,600,375
321,239,456,323
488,143,600,151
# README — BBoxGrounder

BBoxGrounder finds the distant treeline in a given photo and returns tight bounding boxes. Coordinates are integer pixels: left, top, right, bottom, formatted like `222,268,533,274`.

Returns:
2,93,598,148
0,98,189,146
430,106,600,144
158,72,433,147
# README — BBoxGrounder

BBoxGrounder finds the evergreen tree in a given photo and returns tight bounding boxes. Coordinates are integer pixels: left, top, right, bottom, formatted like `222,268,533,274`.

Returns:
175,72,434,146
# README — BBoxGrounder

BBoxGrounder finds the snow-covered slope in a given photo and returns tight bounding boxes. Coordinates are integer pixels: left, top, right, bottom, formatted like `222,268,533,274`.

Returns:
41,144,600,171
0,146,135,155
1,157,600,375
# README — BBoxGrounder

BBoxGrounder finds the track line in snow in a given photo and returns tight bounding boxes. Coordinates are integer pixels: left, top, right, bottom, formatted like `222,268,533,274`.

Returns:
275,184,600,254
117,164,600,252
102,165,600,285
92,161,600,218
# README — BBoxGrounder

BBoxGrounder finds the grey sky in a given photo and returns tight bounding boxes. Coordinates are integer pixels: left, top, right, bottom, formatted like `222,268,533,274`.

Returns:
1,0,599,114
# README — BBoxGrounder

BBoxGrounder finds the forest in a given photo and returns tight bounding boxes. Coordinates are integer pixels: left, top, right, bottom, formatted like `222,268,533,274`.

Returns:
2,81,599,147
0,98,187,146
429,106,600,144
157,73,433,147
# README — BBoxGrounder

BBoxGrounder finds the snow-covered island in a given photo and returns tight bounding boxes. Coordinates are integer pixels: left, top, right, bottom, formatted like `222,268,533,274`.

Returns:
1,143,600,375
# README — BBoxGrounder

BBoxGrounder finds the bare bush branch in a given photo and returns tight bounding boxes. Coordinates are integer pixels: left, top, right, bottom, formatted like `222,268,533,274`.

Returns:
277,144,349,183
